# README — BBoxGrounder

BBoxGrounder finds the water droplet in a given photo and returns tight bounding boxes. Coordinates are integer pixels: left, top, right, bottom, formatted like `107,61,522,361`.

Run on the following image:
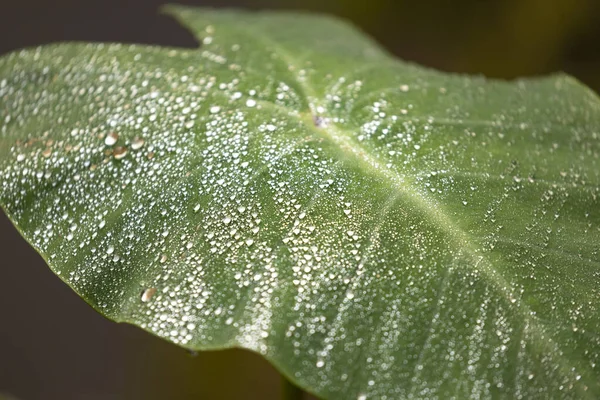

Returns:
246,99,257,108
113,146,128,160
131,137,145,150
104,132,118,146
141,287,157,302
210,106,221,114
316,360,325,368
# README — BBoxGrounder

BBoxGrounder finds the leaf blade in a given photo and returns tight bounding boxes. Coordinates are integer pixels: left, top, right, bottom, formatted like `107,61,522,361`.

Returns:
1,6,599,399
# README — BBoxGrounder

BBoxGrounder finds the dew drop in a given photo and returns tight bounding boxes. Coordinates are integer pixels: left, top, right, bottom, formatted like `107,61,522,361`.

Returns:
141,287,157,302
113,146,128,160
131,137,145,150
104,132,118,146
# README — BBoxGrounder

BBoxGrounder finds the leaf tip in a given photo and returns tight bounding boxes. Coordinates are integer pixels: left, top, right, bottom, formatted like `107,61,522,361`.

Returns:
158,3,186,18
159,3,207,44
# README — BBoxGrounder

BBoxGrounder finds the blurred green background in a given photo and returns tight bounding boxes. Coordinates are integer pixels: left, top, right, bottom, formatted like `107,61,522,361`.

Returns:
305,0,600,91
0,0,599,399
2,0,600,91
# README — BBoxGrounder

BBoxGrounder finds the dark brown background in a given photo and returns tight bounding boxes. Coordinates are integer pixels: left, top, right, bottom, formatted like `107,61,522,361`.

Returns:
1,0,599,399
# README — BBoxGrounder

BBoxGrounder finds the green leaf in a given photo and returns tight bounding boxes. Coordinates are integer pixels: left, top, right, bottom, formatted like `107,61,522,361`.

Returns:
1,5,599,399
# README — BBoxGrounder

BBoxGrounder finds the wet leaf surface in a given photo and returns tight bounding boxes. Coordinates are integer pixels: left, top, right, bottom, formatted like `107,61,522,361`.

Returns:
1,5,599,399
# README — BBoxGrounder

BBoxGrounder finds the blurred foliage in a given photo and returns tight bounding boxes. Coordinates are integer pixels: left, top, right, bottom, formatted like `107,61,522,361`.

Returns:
241,0,600,91
2,0,599,90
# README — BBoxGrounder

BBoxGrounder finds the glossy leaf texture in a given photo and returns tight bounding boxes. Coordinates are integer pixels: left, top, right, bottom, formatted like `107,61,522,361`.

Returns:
1,5,600,399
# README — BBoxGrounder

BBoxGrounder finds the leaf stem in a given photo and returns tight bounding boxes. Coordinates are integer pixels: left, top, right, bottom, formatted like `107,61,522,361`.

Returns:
281,374,304,400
